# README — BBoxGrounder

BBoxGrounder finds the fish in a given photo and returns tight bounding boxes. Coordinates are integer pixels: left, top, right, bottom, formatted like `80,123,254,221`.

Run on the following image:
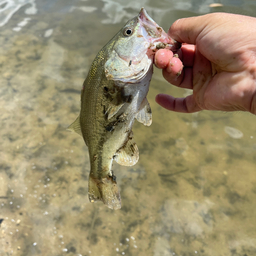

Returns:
69,8,180,210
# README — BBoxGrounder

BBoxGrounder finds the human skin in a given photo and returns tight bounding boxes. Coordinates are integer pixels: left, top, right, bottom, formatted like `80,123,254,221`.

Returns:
154,13,256,115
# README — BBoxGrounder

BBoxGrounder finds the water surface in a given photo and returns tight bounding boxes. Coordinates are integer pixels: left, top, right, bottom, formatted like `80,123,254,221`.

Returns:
1,0,256,255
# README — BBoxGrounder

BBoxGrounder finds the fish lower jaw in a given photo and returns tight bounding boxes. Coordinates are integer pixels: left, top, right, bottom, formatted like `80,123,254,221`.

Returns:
148,40,181,54
149,42,173,51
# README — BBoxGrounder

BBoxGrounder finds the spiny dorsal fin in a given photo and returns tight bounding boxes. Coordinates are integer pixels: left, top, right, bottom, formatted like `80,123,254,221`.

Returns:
67,115,83,137
114,132,139,166
135,98,152,126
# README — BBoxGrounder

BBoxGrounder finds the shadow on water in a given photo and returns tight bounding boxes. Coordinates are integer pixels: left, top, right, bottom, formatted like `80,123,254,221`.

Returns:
0,0,256,255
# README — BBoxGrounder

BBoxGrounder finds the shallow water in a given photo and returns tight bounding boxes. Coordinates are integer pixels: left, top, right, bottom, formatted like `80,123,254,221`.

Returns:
1,0,256,255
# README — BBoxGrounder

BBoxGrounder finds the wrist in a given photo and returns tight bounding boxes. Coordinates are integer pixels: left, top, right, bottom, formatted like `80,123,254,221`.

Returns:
250,91,256,115
249,65,256,115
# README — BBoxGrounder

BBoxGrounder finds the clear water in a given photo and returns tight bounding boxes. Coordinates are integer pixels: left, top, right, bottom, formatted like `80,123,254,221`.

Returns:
1,0,256,255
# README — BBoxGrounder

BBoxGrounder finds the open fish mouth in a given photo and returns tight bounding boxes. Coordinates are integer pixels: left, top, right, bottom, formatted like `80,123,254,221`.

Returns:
138,8,181,52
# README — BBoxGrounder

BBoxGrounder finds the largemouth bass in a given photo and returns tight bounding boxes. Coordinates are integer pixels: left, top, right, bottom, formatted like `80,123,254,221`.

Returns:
69,8,180,210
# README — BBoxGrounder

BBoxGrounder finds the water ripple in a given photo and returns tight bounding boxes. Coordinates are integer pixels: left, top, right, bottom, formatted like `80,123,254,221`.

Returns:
0,0,37,27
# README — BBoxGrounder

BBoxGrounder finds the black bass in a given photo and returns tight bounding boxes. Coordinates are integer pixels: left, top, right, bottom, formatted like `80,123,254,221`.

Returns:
69,8,180,210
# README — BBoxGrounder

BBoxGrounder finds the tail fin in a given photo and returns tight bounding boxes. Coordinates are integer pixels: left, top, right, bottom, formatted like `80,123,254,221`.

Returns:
88,174,121,210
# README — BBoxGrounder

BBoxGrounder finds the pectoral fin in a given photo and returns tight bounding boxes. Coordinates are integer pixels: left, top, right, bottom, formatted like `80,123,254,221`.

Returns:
135,98,152,126
68,115,83,137
105,103,124,120
114,133,139,166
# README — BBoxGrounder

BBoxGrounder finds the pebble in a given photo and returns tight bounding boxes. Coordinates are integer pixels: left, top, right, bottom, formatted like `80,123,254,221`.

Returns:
44,29,53,38
209,3,223,7
224,126,243,139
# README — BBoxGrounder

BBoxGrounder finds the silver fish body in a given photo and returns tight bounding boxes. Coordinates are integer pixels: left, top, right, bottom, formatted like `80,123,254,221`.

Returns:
69,8,180,210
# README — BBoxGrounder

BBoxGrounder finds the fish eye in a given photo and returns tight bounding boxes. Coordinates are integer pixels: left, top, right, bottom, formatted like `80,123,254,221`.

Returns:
123,27,133,37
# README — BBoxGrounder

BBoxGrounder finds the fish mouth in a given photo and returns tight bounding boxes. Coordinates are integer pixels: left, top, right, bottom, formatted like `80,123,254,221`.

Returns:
139,8,161,38
138,8,181,52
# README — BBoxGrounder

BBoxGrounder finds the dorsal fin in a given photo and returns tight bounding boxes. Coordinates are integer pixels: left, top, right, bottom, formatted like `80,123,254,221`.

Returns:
67,115,83,137
114,132,139,166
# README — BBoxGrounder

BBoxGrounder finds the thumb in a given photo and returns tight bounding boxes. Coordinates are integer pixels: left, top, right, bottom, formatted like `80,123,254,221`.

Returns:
168,14,219,44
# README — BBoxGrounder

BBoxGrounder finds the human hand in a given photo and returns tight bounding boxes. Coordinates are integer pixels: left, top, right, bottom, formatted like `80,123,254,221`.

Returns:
154,13,256,115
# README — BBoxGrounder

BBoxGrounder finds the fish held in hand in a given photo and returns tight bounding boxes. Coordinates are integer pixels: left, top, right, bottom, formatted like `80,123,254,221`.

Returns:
69,8,180,210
